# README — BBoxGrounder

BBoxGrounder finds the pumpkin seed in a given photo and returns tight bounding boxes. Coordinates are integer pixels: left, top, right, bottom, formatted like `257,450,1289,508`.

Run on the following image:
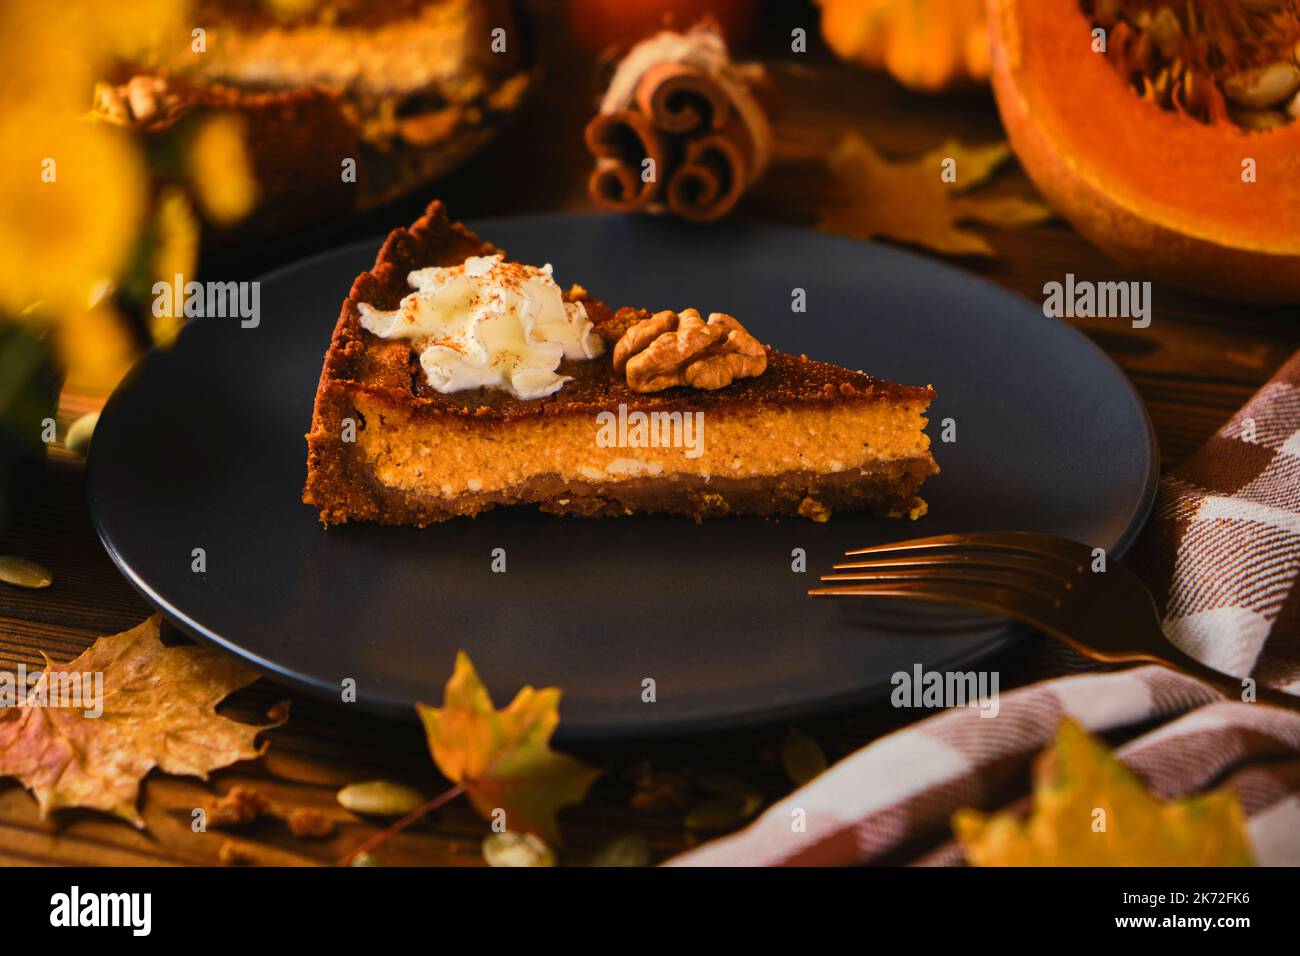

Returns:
1150,66,1171,105
0,555,52,589
1230,107,1289,131
336,780,425,817
1223,61,1300,109
684,796,749,831
590,834,651,867
482,831,555,867
1094,3,1300,131
1287,89,1300,119
1092,0,1120,29
781,728,828,785
1147,6,1181,60
63,412,98,455
684,772,764,831
1179,70,1200,113
696,772,763,817
350,852,382,867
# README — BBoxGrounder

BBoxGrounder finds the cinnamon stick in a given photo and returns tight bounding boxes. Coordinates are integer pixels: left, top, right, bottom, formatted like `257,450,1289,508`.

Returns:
665,120,750,222
584,24,770,223
634,60,731,135
584,109,669,211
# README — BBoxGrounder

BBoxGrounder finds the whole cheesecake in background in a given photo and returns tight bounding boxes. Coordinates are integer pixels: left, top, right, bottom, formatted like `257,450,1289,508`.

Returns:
93,0,531,237
303,201,939,524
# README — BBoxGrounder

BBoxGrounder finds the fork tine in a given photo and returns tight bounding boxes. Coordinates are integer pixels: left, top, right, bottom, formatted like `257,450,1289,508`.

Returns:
807,580,1059,630
843,531,1087,569
844,531,1052,553
818,567,1065,607
831,552,1078,588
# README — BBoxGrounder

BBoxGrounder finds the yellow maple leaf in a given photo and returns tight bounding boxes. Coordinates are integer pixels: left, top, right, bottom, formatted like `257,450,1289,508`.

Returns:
954,718,1253,866
0,615,284,827
819,133,1051,256
417,652,601,845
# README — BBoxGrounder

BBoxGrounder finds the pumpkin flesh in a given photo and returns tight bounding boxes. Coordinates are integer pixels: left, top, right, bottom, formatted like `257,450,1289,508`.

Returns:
989,0,1300,301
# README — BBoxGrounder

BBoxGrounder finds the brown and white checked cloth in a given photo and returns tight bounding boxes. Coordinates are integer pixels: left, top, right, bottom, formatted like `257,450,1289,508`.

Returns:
1129,350,1300,692
670,351,1300,867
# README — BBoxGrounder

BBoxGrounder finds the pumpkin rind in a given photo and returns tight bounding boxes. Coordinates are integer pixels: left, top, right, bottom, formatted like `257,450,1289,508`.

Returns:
988,0,1300,302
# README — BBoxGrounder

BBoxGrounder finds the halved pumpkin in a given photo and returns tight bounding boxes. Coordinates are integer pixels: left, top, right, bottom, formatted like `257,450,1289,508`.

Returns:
988,0,1300,303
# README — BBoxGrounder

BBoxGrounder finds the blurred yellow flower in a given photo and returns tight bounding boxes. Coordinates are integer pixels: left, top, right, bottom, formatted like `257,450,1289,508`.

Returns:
0,0,187,115
57,304,140,394
151,188,200,347
83,0,190,67
0,0,157,317
188,113,259,227
0,0,199,393
0,108,146,316
0,5,92,117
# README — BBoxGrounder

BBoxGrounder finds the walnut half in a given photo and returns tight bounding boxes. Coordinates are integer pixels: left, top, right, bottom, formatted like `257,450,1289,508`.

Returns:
612,308,768,393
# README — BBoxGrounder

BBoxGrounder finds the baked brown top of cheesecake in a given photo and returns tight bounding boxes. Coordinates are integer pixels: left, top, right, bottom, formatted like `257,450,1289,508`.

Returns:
320,201,935,421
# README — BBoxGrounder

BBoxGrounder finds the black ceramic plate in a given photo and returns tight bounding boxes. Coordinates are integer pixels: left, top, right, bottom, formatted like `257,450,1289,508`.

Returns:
88,214,1157,739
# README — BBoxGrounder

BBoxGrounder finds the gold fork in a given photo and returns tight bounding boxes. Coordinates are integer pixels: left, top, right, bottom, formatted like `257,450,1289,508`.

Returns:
808,531,1300,713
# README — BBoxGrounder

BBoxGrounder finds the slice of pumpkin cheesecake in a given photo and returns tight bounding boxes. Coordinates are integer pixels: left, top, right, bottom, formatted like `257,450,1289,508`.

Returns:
303,201,938,525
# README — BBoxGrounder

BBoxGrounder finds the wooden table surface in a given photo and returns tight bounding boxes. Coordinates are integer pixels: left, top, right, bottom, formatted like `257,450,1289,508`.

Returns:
2,4,1296,866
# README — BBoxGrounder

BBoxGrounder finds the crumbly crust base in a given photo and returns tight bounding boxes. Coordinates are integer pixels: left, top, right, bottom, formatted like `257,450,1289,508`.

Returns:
310,454,938,526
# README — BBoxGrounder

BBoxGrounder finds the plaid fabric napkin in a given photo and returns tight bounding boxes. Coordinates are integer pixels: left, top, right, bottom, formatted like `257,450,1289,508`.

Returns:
1129,350,1300,693
670,350,1300,867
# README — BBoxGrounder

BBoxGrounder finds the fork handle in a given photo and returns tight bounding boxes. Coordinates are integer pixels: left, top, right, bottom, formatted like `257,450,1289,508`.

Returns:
1149,645,1300,714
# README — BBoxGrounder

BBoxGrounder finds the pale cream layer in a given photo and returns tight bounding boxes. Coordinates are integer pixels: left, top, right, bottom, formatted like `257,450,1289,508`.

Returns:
354,396,932,498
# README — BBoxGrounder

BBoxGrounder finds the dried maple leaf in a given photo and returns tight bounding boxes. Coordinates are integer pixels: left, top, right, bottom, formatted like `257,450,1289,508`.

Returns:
819,133,1051,256
953,719,1253,866
0,615,283,827
417,651,601,845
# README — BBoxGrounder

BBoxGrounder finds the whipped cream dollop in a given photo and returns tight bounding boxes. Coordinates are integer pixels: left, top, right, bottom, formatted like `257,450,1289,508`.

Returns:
358,255,604,400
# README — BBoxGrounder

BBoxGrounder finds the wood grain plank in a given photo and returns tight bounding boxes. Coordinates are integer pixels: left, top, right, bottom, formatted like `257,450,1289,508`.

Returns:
0,11,1295,867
